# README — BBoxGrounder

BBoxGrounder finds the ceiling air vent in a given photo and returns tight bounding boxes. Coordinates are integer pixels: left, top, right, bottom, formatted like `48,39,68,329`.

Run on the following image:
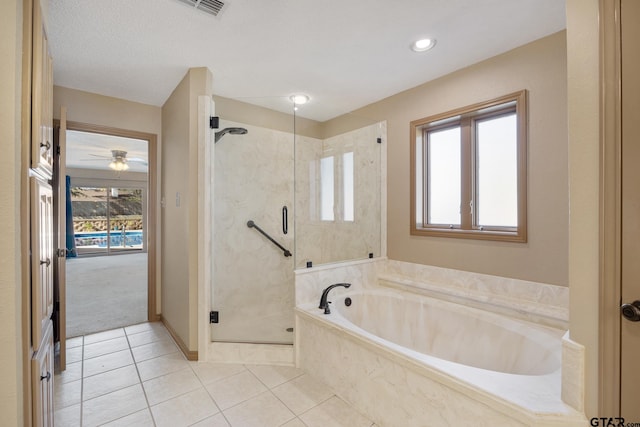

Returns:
175,0,227,17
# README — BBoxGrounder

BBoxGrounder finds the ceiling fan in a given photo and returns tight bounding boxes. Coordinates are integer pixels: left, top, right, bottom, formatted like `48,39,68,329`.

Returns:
83,150,148,171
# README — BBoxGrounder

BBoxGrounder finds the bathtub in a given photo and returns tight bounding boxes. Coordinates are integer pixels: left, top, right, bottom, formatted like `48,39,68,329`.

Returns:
295,287,586,426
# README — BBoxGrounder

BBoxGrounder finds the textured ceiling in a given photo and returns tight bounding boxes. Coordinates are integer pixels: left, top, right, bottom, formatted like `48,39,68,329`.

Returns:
49,0,566,122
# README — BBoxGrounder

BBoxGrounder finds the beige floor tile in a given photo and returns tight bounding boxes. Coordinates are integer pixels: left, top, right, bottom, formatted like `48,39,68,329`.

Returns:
66,346,83,364
54,378,81,410
151,388,220,427
205,370,268,410
125,321,166,335
143,367,202,405
54,402,81,426
222,391,295,427
66,336,84,349
299,396,373,427
101,408,155,426
137,351,189,382
83,349,134,378
190,361,246,386
82,384,148,427
82,364,140,401
55,361,82,384
52,322,371,427
84,328,126,345
246,364,304,388
132,338,179,362
272,374,334,415
83,336,130,360
281,418,307,427
127,328,170,348
190,413,231,427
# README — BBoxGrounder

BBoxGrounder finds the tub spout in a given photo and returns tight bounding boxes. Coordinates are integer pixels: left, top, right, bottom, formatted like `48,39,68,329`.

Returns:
319,283,351,314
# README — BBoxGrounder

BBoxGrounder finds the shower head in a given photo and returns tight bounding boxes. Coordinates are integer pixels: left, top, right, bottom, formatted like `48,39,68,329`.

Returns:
214,127,248,143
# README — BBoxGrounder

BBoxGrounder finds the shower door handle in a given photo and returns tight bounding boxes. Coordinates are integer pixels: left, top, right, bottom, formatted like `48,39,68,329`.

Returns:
282,206,288,235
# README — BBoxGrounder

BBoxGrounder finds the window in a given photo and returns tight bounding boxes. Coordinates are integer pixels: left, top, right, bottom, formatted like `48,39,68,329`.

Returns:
410,90,527,242
320,156,335,221
318,151,355,222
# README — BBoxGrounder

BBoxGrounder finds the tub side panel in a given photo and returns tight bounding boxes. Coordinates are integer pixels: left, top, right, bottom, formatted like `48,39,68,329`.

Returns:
297,314,529,427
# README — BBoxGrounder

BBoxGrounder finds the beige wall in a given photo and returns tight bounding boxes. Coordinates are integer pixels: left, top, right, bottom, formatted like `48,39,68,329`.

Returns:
162,67,212,352
324,31,569,286
566,0,600,418
0,0,24,424
213,95,324,139
53,86,163,314
54,86,161,135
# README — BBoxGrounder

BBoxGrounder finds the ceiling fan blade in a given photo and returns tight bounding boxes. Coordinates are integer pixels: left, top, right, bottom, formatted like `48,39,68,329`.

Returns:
128,158,148,165
78,159,110,162
88,154,112,159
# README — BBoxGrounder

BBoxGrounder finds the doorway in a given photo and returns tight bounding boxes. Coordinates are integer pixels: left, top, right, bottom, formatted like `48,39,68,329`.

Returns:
63,123,158,337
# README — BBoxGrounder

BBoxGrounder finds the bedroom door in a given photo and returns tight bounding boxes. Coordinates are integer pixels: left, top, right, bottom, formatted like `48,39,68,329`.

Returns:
53,107,67,370
620,0,640,419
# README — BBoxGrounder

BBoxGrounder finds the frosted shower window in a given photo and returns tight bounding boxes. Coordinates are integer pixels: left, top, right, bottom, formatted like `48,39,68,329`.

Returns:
343,152,354,222
320,156,335,221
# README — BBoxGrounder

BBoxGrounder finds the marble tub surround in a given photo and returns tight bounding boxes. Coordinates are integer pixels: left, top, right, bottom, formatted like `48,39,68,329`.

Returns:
296,312,586,427
295,122,385,269
294,259,587,425
380,260,569,329
561,332,586,412
326,289,564,376
294,257,384,306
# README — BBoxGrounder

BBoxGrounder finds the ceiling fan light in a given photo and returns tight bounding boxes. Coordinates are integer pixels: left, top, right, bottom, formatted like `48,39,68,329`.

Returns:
109,160,129,171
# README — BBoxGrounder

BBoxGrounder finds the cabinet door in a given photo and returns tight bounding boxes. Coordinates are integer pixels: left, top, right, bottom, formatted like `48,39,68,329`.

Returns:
31,322,54,427
31,177,54,351
31,0,54,175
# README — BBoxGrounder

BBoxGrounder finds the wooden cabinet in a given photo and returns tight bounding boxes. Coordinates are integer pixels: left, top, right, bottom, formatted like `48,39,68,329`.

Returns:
31,176,54,352
31,0,54,176
31,322,54,427
26,0,57,425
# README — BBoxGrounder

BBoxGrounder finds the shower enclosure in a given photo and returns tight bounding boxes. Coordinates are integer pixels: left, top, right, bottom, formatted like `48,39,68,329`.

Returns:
210,97,384,346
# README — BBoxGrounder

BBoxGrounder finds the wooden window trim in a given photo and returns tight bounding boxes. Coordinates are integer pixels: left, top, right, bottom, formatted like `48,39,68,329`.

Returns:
410,90,528,242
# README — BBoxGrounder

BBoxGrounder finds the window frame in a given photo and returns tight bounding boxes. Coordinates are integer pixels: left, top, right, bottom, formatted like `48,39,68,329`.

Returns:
410,90,528,242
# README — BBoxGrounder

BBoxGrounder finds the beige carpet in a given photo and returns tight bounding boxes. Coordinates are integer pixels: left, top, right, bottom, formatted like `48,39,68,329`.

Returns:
66,252,147,337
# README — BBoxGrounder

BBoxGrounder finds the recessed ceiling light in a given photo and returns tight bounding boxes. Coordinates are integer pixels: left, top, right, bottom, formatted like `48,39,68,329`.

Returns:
290,94,310,105
411,38,436,52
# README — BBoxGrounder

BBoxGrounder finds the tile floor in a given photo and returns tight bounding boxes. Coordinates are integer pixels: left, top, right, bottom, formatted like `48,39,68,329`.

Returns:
54,322,376,427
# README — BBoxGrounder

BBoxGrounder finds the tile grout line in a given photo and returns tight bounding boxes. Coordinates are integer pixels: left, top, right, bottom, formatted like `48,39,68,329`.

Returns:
80,336,84,427
188,359,234,426
124,326,158,427
245,367,300,425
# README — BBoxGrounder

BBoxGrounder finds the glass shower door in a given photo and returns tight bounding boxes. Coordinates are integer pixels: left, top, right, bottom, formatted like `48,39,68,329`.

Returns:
211,115,295,344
